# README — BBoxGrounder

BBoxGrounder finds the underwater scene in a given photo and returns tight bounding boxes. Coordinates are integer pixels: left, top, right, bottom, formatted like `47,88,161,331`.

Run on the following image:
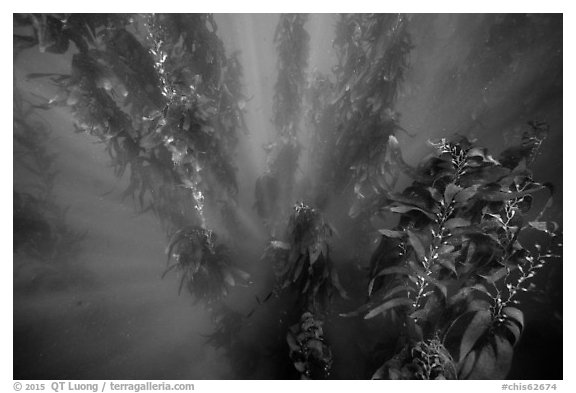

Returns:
13,14,562,380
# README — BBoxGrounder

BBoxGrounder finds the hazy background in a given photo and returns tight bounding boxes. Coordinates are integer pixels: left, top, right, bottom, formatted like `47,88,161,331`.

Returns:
13,14,562,379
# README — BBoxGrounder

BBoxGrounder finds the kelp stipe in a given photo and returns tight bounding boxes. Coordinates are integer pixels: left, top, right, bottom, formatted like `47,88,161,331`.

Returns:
344,125,561,379
303,14,414,260
14,13,562,380
19,14,249,297
326,13,412,199
13,81,87,290
17,14,252,375
254,14,310,235
263,202,347,378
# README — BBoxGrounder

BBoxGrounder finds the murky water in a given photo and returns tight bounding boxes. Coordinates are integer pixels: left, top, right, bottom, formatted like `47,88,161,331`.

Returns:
13,14,562,380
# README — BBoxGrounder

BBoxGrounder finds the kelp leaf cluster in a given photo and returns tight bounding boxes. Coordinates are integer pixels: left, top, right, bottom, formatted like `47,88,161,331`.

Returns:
324,14,412,199
349,123,560,379
273,14,310,139
373,337,457,380
287,312,333,379
18,13,249,304
265,202,346,310
164,226,250,303
254,14,309,232
263,202,346,379
13,84,86,287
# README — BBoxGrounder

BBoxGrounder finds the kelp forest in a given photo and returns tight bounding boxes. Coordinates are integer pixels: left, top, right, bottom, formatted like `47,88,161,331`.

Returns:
13,14,563,380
